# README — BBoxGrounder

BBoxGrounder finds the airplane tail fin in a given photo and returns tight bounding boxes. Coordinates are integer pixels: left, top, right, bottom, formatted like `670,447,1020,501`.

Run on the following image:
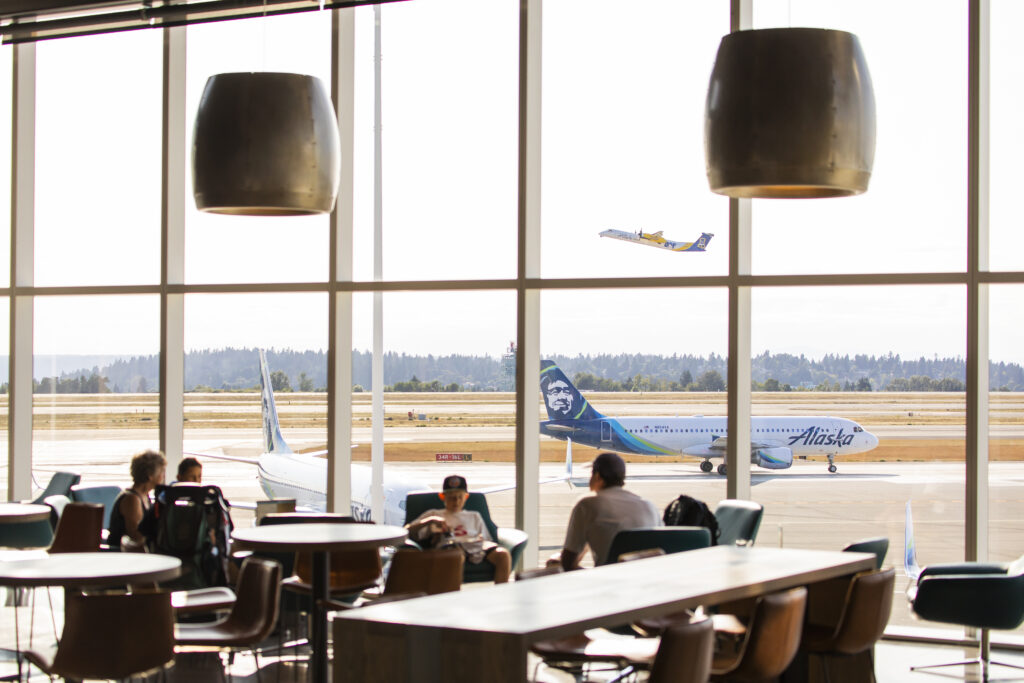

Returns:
540,360,605,422
904,500,921,582
258,349,293,455
697,233,714,250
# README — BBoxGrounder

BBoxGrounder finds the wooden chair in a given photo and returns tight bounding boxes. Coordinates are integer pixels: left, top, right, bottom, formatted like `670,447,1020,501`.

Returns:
48,502,103,553
711,586,807,682
175,557,282,680
383,548,464,597
24,590,174,680
800,568,895,683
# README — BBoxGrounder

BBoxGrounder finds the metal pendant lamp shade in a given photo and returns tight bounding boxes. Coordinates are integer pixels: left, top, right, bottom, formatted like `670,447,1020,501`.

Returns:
192,72,341,216
705,28,876,199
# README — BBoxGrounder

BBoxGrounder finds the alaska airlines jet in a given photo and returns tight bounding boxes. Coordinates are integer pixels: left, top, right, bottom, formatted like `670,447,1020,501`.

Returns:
599,229,713,253
539,360,878,475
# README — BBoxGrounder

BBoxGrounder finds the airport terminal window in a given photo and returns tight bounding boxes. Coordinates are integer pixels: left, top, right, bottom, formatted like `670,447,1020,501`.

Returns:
750,0,967,275
540,0,728,280
352,290,517,525
751,284,967,629
184,13,332,285
353,0,518,282
988,284,1024,617
0,45,10,285
32,295,160,491
0,297,8,495
540,288,729,559
35,32,162,287
990,0,1024,272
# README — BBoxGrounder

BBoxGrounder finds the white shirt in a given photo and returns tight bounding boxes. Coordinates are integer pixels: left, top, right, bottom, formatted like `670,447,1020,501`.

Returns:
411,508,493,545
562,486,662,566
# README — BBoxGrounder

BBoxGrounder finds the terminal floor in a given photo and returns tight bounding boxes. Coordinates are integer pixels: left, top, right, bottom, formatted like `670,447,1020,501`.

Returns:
1,590,1023,683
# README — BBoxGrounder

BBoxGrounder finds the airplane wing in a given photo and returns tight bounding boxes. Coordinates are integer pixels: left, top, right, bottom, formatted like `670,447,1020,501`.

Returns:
185,450,261,466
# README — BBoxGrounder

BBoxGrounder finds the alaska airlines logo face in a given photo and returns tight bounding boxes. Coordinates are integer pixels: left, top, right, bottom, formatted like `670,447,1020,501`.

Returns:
351,502,373,522
788,427,854,448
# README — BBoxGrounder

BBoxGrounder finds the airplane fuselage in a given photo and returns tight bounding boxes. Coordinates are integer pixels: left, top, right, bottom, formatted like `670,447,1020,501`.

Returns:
541,415,878,461
257,452,422,525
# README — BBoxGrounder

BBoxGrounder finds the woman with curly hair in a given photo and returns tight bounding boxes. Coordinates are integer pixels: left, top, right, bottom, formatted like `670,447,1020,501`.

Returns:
108,449,166,548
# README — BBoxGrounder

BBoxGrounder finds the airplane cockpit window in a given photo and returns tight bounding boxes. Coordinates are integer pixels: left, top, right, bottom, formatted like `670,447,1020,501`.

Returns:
853,426,863,432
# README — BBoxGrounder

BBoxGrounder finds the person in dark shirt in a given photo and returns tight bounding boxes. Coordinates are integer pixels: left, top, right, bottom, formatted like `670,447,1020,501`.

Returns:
108,449,166,548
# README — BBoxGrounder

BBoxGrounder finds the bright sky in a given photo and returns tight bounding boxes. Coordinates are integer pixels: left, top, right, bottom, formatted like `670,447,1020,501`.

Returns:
3,0,1024,363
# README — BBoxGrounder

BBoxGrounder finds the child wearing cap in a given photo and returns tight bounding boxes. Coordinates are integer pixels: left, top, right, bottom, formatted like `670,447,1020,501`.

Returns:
405,475,511,583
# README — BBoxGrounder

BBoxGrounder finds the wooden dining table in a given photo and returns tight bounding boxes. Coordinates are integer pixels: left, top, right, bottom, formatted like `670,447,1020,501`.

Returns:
232,522,408,683
332,545,876,683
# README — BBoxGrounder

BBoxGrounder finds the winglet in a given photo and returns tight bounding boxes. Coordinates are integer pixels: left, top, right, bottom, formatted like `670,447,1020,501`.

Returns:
904,500,921,581
258,349,293,455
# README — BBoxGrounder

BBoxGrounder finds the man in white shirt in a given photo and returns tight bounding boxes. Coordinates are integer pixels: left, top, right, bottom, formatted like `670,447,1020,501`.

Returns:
405,475,511,583
559,452,662,570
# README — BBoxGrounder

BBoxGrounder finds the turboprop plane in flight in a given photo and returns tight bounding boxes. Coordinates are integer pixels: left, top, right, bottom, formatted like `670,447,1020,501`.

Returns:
538,360,879,475
599,229,713,253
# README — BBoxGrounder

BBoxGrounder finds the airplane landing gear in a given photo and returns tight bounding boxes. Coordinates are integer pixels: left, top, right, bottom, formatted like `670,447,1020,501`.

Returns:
717,463,728,476
700,460,713,473
827,453,837,474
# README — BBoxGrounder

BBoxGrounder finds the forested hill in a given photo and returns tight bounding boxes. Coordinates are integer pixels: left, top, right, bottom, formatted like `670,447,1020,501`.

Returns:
6,349,1024,393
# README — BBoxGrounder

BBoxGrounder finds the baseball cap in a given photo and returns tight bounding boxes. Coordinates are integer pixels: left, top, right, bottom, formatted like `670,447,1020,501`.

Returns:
442,475,468,493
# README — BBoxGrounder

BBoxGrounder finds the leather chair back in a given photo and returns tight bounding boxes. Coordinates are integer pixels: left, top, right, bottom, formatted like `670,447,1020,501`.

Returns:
261,513,382,593
829,568,895,654
606,527,711,564
714,500,764,546
843,537,889,570
384,548,463,596
213,557,282,646
648,617,714,683
48,502,104,553
48,591,173,679
719,586,806,682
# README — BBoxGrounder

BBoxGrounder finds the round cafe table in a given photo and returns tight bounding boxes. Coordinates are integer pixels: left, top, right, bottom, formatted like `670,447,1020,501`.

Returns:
233,523,407,683
0,504,50,525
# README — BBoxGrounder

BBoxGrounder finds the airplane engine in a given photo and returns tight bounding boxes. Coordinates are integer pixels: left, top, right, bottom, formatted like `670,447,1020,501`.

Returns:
752,447,793,469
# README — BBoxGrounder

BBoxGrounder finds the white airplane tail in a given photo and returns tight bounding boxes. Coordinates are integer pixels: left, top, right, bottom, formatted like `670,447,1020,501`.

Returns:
258,349,293,455
904,500,921,582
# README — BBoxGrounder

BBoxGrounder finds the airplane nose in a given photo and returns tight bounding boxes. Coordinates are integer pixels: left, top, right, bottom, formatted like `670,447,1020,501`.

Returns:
866,432,879,449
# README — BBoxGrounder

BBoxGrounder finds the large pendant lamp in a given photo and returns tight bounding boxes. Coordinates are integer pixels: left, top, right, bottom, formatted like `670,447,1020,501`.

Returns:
705,28,876,199
192,72,341,216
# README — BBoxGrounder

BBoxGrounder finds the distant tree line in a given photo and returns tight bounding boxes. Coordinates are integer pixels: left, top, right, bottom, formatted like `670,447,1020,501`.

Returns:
2,348,1021,394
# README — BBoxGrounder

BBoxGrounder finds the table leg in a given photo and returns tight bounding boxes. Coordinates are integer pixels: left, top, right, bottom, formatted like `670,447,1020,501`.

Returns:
311,551,329,683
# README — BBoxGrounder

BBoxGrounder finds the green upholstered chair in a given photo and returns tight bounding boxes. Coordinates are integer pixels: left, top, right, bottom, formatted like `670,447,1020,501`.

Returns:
404,491,528,583
31,471,81,505
605,527,711,565
69,484,122,531
714,499,764,546
908,556,1024,680
842,537,889,570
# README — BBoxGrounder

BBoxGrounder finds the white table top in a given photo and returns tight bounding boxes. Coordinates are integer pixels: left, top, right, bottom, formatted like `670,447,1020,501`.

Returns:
334,546,875,638
0,552,181,587
232,523,407,552
0,503,51,523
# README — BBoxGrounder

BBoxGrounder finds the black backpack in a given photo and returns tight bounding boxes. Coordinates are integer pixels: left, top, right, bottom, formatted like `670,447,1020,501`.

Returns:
663,494,719,545
147,484,233,589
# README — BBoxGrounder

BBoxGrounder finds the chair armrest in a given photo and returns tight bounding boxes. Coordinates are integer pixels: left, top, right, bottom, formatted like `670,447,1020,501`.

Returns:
497,528,529,562
919,562,1008,579
913,574,1024,630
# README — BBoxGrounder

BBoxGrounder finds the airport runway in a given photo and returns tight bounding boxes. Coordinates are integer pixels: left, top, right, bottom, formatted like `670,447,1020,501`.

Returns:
18,433,1024,630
